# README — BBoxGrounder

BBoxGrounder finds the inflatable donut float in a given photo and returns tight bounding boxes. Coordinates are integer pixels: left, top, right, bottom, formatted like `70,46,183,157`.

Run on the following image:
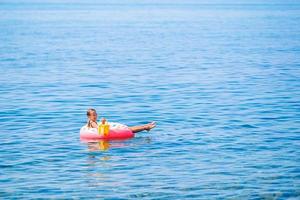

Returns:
80,122,134,141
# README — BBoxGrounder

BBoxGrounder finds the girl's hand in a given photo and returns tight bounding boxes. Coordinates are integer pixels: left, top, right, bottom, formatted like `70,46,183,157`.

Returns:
91,121,98,128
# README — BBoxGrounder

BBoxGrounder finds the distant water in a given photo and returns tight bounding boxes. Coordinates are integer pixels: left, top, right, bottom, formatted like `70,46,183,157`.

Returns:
1,1,300,199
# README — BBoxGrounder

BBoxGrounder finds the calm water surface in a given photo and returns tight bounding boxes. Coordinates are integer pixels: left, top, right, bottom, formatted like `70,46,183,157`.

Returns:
0,1,300,199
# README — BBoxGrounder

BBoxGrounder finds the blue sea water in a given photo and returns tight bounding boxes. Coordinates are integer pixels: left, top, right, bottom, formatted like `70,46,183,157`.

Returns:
0,0,300,199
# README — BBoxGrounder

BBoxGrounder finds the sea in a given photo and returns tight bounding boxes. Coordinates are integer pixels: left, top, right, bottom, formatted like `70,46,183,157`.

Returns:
0,0,300,199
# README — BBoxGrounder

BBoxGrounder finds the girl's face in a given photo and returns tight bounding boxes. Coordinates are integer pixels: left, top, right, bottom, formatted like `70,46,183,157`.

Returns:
89,111,98,121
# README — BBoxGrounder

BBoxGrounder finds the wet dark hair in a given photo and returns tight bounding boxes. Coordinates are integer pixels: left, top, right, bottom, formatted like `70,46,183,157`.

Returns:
87,108,97,128
87,108,97,116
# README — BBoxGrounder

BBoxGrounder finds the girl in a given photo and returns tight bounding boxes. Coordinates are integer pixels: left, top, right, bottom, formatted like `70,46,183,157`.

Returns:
86,108,156,133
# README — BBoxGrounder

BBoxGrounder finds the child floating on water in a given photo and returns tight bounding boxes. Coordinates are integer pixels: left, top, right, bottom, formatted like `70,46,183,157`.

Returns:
86,108,156,133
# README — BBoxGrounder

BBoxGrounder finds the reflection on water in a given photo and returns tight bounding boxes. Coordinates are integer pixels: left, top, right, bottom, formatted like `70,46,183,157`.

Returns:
87,141,111,151
83,137,154,191
84,136,152,152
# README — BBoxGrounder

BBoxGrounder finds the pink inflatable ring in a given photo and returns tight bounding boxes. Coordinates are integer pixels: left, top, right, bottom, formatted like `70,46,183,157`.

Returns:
80,125,134,141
